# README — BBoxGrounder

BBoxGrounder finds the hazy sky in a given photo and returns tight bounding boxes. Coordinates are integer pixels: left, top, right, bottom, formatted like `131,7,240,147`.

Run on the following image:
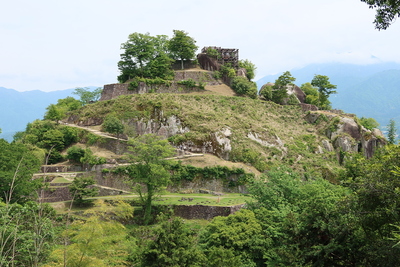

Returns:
1,0,399,92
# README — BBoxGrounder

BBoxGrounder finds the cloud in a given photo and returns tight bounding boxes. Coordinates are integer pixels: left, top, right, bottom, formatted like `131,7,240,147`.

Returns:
1,0,400,91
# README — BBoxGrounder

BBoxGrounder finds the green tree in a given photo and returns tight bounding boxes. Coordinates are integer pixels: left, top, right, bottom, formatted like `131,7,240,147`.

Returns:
0,140,42,203
118,33,174,82
341,145,400,265
361,0,400,30
140,216,205,266
271,71,296,104
69,176,99,206
56,96,82,111
66,145,86,163
238,59,257,80
301,82,320,106
102,114,125,139
60,125,80,147
44,97,82,122
125,134,175,224
311,74,337,110
246,167,365,266
0,201,55,266
200,209,267,266
41,129,65,151
359,116,380,130
387,118,397,144
73,87,103,105
44,104,63,123
168,30,198,70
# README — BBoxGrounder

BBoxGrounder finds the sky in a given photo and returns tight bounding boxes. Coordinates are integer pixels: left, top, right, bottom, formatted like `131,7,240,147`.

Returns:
1,0,400,92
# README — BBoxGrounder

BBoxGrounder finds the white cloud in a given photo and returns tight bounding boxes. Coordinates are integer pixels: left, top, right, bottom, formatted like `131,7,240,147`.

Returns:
1,0,400,91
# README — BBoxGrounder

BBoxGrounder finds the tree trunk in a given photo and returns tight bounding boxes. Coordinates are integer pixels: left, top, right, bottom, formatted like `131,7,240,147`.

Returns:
144,184,153,225
181,59,184,70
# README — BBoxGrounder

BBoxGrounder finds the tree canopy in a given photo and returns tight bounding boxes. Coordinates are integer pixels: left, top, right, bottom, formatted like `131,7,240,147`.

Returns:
311,74,337,110
73,87,103,105
102,114,124,139
0,140,42,203
238,59,257,80
168,30,198,70
361,0,400,30
124,134,175,224
118,33,174,83
387,118,397,144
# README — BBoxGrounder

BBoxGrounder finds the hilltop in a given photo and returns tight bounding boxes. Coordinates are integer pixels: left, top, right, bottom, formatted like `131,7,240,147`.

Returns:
63,68,384,181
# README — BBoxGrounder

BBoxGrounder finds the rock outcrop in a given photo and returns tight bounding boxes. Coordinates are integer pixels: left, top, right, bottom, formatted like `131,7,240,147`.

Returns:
305,111,386,158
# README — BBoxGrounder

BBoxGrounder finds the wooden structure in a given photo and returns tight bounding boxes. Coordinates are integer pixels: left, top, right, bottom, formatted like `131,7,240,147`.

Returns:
201,46,239,68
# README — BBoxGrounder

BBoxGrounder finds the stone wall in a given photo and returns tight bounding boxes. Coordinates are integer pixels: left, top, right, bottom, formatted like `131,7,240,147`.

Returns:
87,166,248,194
173,204,244,220
100,71,218,101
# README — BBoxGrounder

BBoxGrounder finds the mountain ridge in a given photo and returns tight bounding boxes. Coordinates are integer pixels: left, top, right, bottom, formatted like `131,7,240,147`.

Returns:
0,86,98,141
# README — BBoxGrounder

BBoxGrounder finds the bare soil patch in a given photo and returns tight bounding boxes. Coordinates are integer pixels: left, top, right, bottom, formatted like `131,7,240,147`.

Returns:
204,84,236,97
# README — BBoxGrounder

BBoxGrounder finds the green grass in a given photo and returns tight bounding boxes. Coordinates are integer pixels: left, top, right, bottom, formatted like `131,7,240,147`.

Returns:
51,177,72,183
50,192,252,215
66,93,344,175
152,193,252,206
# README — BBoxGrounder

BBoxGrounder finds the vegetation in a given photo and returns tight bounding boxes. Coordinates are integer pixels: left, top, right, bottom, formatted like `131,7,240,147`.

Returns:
238,59,256,80
73,87,103,105
14,120,81,164
67,93,342,174
124,134,175,225
311,74,337,110
361,0,400,30
118,32,174,83
2,29,398,266
260,71,296,104
359,116,380,130
0,139,42,203
102,114,125,138
68,176,99,206
168,30,198,70
387,118,397,144
44,96,81,122
230,76,257,98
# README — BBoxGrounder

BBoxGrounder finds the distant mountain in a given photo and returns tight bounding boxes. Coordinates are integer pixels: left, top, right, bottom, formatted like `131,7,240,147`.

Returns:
257,62,400,133
0,86,98,142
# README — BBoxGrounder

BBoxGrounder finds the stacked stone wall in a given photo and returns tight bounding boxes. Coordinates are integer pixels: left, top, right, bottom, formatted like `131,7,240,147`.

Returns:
173,204,244,220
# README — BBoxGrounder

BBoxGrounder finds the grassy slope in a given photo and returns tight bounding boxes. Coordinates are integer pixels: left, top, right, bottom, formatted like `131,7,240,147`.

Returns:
68,93,341,178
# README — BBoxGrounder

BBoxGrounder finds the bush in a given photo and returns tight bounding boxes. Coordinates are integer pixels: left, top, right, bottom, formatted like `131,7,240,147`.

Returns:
231,76,258,99
359,117,379,130
102,114,124,138
259,85,273,100
66,146,86,163
177,79,197,88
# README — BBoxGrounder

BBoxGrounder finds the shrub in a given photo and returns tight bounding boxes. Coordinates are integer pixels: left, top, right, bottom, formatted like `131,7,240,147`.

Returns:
177,79,197,88
66,145,86,163
259,85,273,100
231,76,258,99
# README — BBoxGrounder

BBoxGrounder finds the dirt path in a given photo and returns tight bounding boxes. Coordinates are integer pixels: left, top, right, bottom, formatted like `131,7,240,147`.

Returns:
61,122,124,140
